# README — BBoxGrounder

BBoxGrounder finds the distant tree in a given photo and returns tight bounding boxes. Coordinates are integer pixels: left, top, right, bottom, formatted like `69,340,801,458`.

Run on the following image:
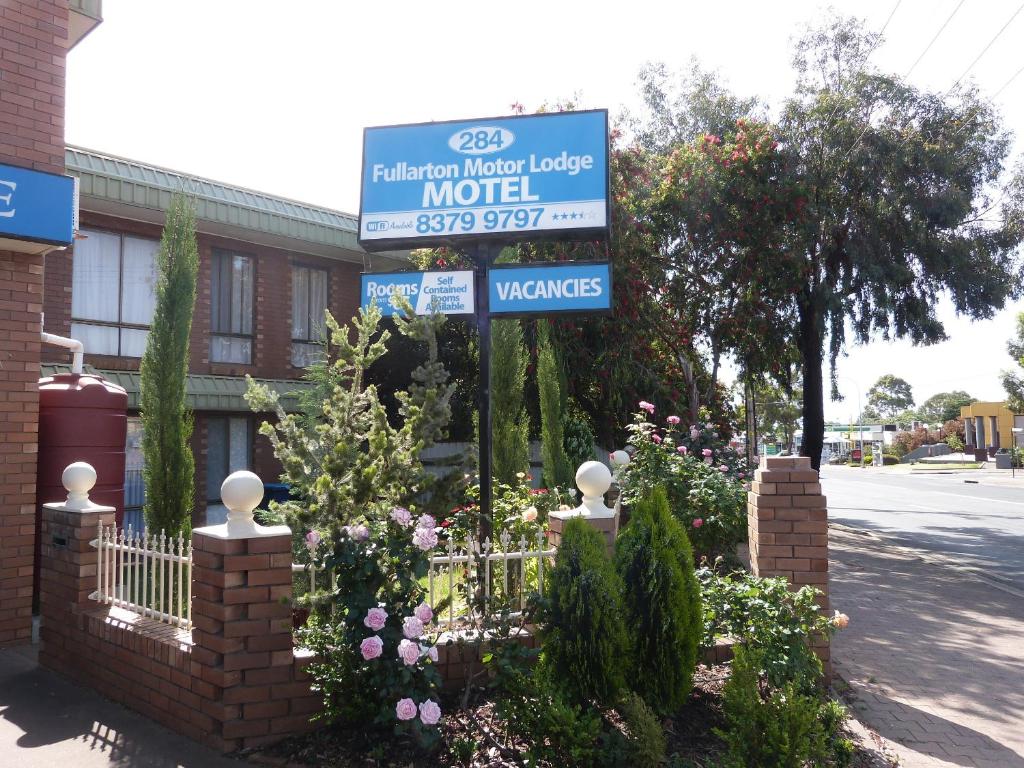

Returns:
866,375,915,419
916,391,977,425
780,16,1024,469
1002,312,1024,414
752,380,803,451
141,195,198,535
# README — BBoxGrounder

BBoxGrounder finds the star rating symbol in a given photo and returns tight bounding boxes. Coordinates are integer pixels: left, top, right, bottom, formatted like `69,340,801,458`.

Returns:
553,211,584,221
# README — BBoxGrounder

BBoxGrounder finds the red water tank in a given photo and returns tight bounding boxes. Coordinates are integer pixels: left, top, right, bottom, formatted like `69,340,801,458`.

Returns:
36,372,128,517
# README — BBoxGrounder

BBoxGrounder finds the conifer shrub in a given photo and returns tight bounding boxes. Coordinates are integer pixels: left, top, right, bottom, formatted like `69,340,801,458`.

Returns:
542,517,628,706
615,486,701,714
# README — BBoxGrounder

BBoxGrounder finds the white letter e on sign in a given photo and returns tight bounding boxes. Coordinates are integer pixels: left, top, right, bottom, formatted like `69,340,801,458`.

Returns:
0,179,15,218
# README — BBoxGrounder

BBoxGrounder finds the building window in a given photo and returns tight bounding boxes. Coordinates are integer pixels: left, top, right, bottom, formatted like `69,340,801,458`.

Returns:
210,249,254,364
71,228,159,357
206,416,252,502
291,265,328,367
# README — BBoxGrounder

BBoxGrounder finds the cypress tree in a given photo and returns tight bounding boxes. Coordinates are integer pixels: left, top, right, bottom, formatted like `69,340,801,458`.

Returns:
141,195,199,535
542,517,629,705
615,486,702,713
537,320,572,488
490,317,529,484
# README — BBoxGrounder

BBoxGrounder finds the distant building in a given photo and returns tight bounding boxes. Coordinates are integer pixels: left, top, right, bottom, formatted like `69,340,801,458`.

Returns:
961,402,1024,455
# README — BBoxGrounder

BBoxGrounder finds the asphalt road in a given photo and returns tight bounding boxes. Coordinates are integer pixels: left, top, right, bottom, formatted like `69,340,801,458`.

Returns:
820,466,1024,590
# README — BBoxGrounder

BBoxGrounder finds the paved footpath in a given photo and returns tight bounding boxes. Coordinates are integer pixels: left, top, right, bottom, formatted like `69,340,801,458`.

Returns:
831,526,1024,768
0,643,240,768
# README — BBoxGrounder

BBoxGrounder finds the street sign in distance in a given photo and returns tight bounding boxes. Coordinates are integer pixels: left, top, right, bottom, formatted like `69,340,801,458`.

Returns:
360,270,475,317
358,110,609,250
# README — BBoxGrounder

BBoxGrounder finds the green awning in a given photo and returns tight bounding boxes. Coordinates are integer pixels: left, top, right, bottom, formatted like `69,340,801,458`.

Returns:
41,364,311,413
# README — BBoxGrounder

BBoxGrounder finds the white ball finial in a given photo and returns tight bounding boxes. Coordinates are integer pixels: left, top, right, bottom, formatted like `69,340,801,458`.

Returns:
221,471,264,530
609,450,630,468
576,460,612,500
63,461,97,510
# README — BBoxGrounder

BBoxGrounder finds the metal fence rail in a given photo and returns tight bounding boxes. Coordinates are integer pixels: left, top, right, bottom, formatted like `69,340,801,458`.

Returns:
90,522,193,630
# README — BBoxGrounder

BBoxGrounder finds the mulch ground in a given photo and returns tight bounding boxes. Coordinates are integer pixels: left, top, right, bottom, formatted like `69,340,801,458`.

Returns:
246,664,891,767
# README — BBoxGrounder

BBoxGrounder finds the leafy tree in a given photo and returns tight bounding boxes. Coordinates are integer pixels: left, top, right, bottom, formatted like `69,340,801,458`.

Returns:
780,16,1024,468
542,517,629,706
141,195,198,535
615,487,701,714
916,391,976,425
491,317,530,485
1002,312,1024,414
245,301,454,535
537,320,572,487
866,375,915,419
740,379,803,452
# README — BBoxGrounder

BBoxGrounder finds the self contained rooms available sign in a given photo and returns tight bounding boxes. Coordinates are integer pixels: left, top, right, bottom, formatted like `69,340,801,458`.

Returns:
358,110,608,248
360,270,475,317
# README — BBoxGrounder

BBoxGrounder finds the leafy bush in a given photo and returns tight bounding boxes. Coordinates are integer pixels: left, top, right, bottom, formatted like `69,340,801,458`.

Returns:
697,566,837,691
542,517,629,705
718,646,829,768
618,692,667,768
246,302,453,744
615,487,701,713
621,406,749,557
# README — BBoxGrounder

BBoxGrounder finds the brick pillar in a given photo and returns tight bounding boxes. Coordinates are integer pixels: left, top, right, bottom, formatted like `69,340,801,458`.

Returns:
747,455,830,681
189,471,313,752
547,461,619,557
38,463,116,672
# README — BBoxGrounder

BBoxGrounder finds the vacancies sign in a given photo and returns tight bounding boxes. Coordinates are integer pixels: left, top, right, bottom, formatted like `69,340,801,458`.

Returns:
489,262,611,316
360,270,475,317
358,110,609,249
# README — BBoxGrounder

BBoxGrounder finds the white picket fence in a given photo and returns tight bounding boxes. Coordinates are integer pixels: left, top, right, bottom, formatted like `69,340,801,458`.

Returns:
90,522,193,630
428,529,556,627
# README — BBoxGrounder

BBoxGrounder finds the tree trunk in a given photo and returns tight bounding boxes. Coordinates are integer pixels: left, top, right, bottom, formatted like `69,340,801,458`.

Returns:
797,293,825,471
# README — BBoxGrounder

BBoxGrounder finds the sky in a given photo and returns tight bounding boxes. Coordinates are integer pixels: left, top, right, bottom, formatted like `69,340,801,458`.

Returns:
64,0,1024,421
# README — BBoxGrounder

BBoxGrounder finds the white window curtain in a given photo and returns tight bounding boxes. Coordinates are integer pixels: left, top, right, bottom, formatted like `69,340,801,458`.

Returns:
71,229,119,322
121,236,158,325
309,268,327,339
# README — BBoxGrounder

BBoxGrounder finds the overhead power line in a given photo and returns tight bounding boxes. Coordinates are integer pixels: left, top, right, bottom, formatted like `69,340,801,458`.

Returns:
903,0,968,78
944,0,1024,96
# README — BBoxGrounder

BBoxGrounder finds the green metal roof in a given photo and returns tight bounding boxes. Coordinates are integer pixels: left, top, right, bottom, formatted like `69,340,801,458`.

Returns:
65,146,373,257
41,364,311,413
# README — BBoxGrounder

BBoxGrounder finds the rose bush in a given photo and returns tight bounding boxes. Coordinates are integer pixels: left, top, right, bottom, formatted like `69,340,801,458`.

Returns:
620,405,749,557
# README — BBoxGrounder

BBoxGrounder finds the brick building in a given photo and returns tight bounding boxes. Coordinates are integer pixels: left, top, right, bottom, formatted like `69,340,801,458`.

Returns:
41,146,407,526
0,0,101,648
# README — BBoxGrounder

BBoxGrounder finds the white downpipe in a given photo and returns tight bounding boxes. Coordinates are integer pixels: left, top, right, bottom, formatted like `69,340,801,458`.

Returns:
41,330,84,374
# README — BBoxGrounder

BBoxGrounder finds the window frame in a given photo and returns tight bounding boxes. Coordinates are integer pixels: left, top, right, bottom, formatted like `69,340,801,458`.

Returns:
209,248,255,364
291,263,330,344
70,227,160,357
205,415,253,503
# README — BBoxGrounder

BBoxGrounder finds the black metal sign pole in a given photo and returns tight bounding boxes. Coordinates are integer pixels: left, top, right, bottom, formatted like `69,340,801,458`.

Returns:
474,242,499,544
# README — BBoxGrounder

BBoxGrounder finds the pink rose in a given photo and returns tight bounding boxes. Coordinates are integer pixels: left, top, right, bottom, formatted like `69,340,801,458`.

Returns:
413,526,438,551
417,514,436,530
419,699,442,726
395,697,417,721
398,638,420,665
304,530,320,553
833,611,850,629
364,607,388,631
704,456,713,465
360,635,383,660
693,518,703,528
702,448,713,457
347,524,369,541
677,446,688,455
651,433,662,444
690,426,700,440
403,616,424,639
666,415,680,425
414,602,433,624
390,507,412,527
639,400,655,414
738,472,745,478
718,465,728,472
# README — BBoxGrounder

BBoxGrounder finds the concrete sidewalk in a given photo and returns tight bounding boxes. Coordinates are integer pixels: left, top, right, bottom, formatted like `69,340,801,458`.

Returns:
0,643,240,768
831,526,1024,768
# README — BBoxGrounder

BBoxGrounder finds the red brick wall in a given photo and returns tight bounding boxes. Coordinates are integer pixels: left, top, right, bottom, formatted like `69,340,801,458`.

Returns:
0,0,69,648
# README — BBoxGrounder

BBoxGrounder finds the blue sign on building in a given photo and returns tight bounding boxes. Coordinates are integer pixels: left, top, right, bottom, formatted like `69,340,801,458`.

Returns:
360,270,476,317
0,162,75,246
488,262,612,317
358,110,608,249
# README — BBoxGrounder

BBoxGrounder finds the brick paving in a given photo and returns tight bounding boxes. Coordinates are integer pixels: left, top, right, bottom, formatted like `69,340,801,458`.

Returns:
830,526,1024,767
